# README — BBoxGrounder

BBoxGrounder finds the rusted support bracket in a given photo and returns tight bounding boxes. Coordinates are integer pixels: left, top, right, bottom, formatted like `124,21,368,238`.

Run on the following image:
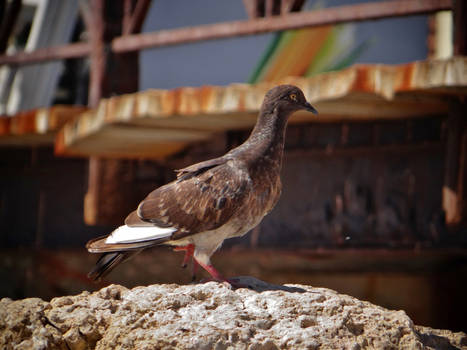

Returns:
82,0,153,226
123,0,152,35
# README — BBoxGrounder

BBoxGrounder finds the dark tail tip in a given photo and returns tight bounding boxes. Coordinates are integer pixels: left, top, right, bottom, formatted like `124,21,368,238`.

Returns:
88,252,122,282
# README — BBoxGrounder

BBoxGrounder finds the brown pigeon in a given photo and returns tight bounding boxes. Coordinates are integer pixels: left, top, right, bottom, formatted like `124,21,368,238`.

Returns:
86,85,317,284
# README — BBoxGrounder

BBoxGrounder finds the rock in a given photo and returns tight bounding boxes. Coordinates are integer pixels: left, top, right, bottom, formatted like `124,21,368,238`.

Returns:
0,277,465,350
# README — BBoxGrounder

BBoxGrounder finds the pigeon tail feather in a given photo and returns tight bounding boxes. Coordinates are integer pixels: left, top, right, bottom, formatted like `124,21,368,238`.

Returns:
87,250,140,281
86,232,171,254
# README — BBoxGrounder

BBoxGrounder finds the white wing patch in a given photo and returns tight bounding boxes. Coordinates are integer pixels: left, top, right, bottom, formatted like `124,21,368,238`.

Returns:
105,225,176,244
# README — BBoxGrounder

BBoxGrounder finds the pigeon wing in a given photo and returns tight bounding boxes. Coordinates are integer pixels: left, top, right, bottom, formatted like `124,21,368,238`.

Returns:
137,160,252,240
174,155,228,181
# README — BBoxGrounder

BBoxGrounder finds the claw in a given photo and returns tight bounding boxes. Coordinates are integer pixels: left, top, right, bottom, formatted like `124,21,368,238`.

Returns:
174,244,195,268
173,245,236,285
193,260,250,289
195,260,226,282
226,277,253,289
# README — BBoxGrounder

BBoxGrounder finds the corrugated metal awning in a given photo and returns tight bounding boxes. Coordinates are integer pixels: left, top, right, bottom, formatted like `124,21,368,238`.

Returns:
2,57,466,158
57,56,467,159
0,106,87,147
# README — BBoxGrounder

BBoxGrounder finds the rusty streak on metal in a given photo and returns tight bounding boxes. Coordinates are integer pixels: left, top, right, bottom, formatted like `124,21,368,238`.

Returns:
112,0,453,53
0,0,453,66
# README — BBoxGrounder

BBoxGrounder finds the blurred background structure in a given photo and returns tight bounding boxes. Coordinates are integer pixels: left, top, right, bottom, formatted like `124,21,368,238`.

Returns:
0,0,466,332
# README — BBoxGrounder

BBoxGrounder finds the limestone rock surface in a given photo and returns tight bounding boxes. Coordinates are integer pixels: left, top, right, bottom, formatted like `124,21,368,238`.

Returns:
0,277,465,350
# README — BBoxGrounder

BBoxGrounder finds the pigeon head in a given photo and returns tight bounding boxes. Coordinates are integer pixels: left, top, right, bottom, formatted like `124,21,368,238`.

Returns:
261,85,318,116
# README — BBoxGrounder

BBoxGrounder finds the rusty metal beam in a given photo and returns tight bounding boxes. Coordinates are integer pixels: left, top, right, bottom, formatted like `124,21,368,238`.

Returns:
124,0,152,35
123,0,134,35
88,0,106,108
242,0,258,19
265,0,275,17
0,42,91,65
0,0,453,66
84,0,151,226
112,0,452,53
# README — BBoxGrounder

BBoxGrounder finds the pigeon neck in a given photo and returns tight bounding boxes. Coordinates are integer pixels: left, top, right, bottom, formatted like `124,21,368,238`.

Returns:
240,108,290,164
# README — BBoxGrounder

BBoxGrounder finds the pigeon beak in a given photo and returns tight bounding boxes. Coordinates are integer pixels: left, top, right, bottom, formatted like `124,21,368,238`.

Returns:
303,101,318,114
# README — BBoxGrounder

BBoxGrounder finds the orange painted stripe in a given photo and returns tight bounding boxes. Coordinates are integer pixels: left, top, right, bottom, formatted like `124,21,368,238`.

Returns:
261,26,332,82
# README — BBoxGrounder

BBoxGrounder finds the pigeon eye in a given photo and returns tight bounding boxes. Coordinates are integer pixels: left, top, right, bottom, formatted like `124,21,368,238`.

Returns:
289,93,297,101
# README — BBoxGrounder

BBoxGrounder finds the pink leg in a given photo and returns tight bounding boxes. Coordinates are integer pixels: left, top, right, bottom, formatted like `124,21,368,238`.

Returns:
174,246,248,288
173,244,198,281
194,258,250,289
196,260,225,281
173,244,194,268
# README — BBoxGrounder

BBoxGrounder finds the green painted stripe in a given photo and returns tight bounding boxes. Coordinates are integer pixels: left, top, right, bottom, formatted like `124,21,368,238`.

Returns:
248,32,282,84
305,26,338,76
